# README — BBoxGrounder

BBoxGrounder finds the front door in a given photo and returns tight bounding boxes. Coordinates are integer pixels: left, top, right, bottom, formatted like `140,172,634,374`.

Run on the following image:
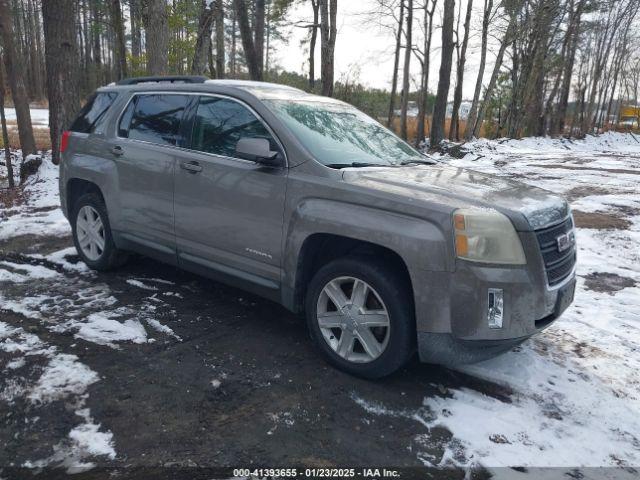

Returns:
174,95,287,289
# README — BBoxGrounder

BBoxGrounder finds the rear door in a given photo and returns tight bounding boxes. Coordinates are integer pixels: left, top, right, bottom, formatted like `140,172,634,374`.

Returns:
173,95,287,290
108,93,191,261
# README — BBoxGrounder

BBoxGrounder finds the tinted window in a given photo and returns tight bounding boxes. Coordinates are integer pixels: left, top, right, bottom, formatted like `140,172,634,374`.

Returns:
191,97,277,158
119,94,190,146
70,92,117,133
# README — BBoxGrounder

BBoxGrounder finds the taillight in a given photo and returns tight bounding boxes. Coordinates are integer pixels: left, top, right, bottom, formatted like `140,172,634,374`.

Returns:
60,131,71,153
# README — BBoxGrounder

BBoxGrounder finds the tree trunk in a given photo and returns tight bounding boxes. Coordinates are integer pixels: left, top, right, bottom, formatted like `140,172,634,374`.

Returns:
400,0,413,140
0,58,15,188
463,0,491,140
309,0,320,90
234,0,262,80
130,0,142,59
42,0,80,166
142,0,169,75
429,0,455,148
551,0,584,134
387,0,404,127
214,0,225,78
0,0,36,157
449,0,473,141
110,0,127,80
192,0,215,75
254,0,265,74
416,0,437,146
320,0,337,97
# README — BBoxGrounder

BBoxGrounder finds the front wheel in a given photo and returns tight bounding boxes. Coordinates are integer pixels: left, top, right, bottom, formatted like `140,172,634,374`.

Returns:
305,257,415,379
72,193,127,271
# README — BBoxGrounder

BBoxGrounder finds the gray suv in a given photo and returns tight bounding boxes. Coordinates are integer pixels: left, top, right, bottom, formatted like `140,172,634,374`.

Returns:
59,76,576,378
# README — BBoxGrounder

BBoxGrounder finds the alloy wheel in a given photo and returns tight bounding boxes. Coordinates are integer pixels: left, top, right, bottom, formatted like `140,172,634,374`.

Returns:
316,276,391,363
76,205,105,261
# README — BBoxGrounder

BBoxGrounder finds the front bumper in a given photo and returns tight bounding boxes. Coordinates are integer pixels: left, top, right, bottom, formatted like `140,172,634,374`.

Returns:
414,231,576,365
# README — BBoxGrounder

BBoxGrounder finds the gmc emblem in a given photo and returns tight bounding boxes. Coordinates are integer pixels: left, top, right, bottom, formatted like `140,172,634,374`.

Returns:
556,231,575,252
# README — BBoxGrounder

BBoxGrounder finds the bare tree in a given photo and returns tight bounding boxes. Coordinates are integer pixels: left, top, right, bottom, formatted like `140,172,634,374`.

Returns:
0,0,36,157
400,0,413,140
416,0,438,146
430,0,455,148
320,0,337,96
142,0,169,75
387,0,405,127
473,7,516,138
42,0,80,165
449,0,473,140
463,0,492,140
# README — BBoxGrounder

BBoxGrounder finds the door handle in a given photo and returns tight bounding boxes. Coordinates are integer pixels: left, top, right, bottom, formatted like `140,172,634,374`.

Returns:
111,145,124,156
180,161,202,173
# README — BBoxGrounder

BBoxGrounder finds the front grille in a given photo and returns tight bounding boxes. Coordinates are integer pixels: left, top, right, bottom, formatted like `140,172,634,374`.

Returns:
535,217,576,287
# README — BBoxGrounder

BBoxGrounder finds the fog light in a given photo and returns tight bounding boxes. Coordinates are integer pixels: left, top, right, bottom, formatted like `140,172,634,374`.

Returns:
488,288,503,329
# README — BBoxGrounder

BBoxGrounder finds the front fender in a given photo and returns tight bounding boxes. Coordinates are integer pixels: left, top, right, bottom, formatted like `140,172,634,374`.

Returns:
282,199,453,323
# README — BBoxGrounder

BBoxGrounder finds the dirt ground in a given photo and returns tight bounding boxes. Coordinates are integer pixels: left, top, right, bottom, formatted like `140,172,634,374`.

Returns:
0,232,501,477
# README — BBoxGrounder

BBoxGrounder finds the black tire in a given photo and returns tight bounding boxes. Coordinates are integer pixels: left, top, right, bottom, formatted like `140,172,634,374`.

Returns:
71,192,128,271
305,256,415,379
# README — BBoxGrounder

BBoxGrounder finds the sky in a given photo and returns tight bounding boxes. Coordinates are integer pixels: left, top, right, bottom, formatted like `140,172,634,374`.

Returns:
272,0,504,99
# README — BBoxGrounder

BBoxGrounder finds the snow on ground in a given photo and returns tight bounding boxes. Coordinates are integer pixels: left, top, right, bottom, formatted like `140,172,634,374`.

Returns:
0,320,115,471
0,151,68,239
3,107,49,128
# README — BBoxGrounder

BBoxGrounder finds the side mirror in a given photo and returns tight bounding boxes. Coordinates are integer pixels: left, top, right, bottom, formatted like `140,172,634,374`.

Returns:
235,138,281,166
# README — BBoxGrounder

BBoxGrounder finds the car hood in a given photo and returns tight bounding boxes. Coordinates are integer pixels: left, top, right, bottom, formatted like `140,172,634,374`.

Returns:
341,164,569,231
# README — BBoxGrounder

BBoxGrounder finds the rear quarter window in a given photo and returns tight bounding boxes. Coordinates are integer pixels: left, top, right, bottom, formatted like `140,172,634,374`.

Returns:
70,92,118,133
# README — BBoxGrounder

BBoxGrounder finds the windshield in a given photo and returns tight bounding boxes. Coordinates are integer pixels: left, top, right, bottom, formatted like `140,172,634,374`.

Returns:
263,99,427,167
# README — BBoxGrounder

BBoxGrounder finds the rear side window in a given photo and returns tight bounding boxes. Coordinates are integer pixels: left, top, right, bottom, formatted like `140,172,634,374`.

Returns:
70,92,117,133
191,96,277,158
118,94,190,146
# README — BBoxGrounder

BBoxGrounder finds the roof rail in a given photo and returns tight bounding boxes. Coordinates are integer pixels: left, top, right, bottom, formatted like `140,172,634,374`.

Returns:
115,75,208,86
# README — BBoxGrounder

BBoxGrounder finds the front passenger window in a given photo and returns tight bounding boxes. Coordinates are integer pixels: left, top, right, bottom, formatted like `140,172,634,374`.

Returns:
191,96,278,158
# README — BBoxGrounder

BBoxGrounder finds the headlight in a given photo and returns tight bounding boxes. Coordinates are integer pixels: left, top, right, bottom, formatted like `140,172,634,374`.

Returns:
453,208,526,265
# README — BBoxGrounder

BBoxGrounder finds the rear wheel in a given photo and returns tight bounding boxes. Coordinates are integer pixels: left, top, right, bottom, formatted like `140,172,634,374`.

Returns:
72,193,127,271
306,257,415,379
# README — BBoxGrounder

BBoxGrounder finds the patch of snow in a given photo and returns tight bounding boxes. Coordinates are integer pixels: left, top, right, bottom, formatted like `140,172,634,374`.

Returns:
0,260,60,283
3,107,49,127
146,318,181,341
28,354,99,404
72,312,148,347
69,408,116,459
126,279,159,291
1,319,115,468
0,153,68,240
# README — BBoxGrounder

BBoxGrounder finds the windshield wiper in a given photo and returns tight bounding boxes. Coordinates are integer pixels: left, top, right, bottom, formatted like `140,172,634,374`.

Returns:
398,158,438,166
325,162,382,169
